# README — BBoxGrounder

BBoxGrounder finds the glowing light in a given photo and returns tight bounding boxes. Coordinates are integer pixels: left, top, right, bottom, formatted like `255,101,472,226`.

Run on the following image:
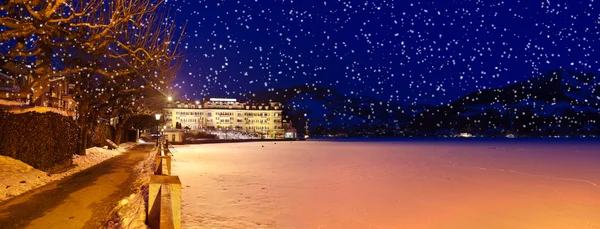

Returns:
167,96,173,101
209,98,237,102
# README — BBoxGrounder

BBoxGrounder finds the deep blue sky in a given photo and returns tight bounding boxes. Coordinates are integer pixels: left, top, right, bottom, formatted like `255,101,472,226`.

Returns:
166,0,599,105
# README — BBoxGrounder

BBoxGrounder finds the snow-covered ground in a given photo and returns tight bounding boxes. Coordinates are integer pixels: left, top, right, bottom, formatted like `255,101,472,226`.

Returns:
0,142,136,202
172,140,600,229
207,130,260,140
0,99,69,116
105,145,155,229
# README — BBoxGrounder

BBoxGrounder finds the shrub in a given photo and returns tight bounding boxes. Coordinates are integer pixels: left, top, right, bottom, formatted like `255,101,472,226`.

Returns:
91,124,114,147
194,132,217,139
0,111,79,171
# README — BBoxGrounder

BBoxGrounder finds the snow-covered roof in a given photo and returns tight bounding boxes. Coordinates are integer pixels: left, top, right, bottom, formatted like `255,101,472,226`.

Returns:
0,99,69,116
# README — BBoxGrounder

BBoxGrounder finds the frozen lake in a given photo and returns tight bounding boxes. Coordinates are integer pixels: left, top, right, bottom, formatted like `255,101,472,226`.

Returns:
171,140,600,229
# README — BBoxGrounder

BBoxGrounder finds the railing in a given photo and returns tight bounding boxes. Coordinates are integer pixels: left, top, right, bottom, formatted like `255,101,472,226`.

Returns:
148,140,181,229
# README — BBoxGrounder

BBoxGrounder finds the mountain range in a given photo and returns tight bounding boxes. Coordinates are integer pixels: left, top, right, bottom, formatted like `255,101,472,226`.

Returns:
250,70,600,137
413,70,600,137
248,85,429,136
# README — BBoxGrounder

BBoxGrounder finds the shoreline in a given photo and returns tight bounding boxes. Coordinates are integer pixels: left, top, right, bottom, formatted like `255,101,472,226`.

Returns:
181,138,301,145
179,137,600,145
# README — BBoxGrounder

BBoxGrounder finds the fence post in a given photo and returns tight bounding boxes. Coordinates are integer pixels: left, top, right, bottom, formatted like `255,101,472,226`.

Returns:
148,139,181,229
154,156,172,175
148,175,182,229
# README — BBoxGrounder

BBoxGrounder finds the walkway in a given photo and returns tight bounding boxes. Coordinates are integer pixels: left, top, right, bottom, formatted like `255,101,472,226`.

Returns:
0,144,153,229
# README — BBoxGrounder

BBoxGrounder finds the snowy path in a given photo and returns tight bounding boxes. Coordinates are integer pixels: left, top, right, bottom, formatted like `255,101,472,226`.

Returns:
0,144,153,229
172,141,600,229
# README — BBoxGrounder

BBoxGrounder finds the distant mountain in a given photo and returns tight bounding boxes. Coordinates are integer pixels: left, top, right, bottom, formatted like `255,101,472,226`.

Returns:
248,85,428,136
411,70,600,137
247,70,600,137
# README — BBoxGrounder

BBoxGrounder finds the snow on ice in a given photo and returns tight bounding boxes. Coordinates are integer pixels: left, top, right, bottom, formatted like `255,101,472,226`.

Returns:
0,99,68,116
171,140,600,229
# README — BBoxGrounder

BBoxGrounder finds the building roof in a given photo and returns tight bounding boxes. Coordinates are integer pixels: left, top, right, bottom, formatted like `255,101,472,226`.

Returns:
166,98,283,110
164,129,186,133
0,72,20,92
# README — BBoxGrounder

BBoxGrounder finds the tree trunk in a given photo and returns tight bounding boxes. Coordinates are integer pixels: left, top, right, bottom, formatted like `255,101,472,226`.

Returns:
114,116,130,144
115,124,124,145
78,124,89,155
136,129,140,143
76,102,90,155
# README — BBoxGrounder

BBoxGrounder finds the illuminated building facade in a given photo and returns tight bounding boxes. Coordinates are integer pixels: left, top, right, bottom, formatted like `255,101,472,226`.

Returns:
164,98,286,139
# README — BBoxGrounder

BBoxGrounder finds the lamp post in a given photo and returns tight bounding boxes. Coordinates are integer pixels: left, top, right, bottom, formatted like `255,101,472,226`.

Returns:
155,113,162,147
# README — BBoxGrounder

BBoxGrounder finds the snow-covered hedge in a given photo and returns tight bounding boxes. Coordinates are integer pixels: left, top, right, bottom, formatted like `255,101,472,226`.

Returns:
0,111,79,171
90,124,115,147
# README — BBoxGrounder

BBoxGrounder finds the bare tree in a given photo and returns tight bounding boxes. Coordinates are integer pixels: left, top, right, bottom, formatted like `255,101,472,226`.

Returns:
0,0,185,154
101,87,170,144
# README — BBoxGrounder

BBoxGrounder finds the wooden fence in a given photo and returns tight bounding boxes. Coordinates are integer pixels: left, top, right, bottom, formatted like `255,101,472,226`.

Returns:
148,140,181,229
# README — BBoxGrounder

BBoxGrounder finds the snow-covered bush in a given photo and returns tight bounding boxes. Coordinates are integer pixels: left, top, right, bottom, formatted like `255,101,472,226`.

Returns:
91,124,115,147
206,130,261,140
193,132,218,139
0,111,79,171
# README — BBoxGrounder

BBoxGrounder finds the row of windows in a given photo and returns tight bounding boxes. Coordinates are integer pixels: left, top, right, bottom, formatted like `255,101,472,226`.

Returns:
173,111,280,117
216,112,234,116
215,117,233,120
175,118,275,124
247,126,271,130
245,113,278,117
180,118,199,123
248,119,271,124
174,105,201,109
169,124,284,131
175,116,275,121
175,112,202,116
208,126,277,130
176,118,274,122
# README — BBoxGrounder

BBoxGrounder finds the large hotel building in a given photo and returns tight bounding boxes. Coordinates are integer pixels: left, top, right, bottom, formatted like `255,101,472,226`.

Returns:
164,98,293,139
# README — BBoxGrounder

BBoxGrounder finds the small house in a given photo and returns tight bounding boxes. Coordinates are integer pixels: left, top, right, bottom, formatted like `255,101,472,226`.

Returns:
163,129,185,144
282,120,297,139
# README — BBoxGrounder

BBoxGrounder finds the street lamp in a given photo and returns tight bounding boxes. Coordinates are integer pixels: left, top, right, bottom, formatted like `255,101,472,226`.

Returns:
155,113,162,146
167,96,173,102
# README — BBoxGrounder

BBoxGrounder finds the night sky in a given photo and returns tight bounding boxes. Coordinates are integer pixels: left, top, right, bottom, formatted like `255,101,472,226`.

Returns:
166,0,599,105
